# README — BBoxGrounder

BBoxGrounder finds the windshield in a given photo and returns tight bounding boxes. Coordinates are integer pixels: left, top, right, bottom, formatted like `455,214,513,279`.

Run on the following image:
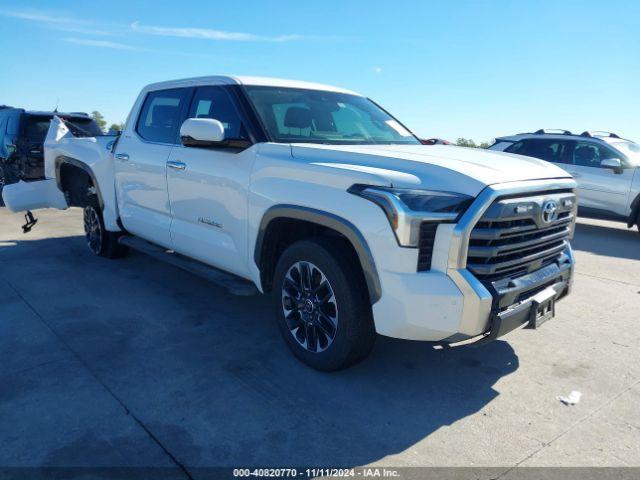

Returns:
24,115,103,141
611,142,640,166
244,86,420,145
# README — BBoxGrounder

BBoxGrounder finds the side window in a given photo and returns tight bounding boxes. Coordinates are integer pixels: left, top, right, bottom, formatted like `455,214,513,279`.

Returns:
136,88,188,144
505,141,525,154
518,139,568,163
572,141,619,168
187,87,248,140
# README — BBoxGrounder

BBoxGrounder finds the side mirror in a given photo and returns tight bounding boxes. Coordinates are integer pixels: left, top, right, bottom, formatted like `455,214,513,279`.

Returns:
600,158,623,173
180,118,225,147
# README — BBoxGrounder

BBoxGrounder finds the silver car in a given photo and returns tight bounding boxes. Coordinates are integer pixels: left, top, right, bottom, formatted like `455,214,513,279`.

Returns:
490,129,640,232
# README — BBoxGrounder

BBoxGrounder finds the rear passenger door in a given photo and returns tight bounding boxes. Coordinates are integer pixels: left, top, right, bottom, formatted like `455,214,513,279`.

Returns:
114,88,189,248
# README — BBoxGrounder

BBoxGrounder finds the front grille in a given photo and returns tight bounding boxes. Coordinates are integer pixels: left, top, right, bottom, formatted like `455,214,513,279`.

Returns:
466,191,575,282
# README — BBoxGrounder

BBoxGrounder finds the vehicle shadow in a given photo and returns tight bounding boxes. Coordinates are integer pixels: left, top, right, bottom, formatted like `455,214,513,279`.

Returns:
572,221,640,261
0,234,519,469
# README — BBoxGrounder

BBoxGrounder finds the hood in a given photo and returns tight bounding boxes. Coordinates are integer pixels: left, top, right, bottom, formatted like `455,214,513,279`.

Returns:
291,144,572,196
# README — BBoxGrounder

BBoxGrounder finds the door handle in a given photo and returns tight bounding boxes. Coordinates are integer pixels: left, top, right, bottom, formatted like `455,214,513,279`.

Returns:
167,160,186,171
115,153,130,161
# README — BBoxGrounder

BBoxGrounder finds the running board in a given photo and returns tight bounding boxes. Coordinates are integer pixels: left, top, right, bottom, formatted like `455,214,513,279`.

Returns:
118,236,258,296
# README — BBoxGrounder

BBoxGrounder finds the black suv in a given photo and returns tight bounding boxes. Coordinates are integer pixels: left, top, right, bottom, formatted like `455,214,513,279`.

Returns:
0,106,103,201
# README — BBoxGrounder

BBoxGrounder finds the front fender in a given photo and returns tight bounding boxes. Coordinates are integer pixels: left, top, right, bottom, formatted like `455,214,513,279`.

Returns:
254,205,382,304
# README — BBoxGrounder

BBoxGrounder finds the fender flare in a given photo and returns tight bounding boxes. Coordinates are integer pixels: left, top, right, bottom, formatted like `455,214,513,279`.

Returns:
254,205,382,304
55,156,104,209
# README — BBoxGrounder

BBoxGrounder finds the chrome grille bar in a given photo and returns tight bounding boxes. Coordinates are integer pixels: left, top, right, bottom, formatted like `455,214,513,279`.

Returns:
466,191,576,282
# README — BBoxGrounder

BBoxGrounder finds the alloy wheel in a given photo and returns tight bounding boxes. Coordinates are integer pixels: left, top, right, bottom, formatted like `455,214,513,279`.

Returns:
83,206,102,254
281,261,338,353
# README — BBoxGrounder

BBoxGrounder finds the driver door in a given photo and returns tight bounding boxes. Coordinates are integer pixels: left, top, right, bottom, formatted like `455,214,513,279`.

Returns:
166,85,257,278
566,141,634,217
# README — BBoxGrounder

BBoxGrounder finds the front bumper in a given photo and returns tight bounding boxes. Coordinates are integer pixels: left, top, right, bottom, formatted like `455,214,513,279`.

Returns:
471,257,573,346
370,178,577,342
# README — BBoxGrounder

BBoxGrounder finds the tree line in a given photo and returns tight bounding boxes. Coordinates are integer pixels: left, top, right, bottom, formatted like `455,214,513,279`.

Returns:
90,111,124,133
455,138,492,149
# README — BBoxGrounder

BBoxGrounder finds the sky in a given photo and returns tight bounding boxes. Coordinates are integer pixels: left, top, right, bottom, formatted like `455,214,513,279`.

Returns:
1,0,639,142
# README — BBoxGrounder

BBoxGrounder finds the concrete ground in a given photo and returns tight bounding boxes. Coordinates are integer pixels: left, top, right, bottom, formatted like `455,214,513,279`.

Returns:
1,207,639,476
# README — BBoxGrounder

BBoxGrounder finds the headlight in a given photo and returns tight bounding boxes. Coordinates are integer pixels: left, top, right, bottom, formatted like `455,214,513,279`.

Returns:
349,185,473,247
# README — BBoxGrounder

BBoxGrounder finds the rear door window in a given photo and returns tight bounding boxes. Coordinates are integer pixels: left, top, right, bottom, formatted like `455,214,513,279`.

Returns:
508,139,569,163
136,88,188,144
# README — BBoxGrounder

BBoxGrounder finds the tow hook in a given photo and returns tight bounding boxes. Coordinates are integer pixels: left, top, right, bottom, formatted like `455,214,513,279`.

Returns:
22,210,37,234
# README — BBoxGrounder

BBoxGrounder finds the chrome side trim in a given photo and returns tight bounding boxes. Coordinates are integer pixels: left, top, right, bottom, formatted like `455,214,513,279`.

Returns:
446,178,577,336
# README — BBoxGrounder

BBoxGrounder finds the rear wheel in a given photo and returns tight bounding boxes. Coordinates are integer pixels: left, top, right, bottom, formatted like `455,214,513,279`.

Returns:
272,237,375,371
83,199,128,258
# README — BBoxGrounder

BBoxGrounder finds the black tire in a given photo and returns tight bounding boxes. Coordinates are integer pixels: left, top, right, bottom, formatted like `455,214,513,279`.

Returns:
83,198,128,259
272,237,376,371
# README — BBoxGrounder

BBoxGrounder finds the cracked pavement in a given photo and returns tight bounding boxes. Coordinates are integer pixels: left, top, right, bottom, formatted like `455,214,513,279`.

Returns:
1,208,639,477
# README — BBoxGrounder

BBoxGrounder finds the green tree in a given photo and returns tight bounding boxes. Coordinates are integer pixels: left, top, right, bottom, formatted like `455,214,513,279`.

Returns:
456,138,492,149
456,137,477,148
108,122,125,133
91,111,106,132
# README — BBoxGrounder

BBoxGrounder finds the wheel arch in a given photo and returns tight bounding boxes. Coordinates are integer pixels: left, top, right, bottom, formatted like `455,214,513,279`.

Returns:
55,156,104,209
254,205,382,304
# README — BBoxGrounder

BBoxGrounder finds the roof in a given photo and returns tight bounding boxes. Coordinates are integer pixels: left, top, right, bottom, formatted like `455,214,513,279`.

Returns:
24,110,91,118
143,75,361,96
496,131,635,146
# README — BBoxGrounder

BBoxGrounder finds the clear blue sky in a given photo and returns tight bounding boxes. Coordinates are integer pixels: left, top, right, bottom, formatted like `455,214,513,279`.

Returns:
1,0,639,142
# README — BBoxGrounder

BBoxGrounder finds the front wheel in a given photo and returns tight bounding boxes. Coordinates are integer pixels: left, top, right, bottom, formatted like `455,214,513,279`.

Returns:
83,201,128,258
272,237,376,371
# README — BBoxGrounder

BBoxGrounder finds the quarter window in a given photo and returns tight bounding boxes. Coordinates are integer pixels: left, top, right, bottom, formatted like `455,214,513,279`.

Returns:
187,87,248,140
504,141,525,155
136,88,188,144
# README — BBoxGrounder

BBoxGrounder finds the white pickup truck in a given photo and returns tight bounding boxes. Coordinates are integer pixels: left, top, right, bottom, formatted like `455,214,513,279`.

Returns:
2,76,578,370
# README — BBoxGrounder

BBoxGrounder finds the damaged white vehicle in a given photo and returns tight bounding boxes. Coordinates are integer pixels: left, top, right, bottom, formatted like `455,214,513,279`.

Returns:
2,76,578,370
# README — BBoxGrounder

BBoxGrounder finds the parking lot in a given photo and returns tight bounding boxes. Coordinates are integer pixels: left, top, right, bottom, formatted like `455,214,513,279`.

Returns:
1,207,639,475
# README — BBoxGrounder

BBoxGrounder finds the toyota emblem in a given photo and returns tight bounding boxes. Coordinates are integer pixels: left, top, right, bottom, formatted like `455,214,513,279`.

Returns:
541,200,559,224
